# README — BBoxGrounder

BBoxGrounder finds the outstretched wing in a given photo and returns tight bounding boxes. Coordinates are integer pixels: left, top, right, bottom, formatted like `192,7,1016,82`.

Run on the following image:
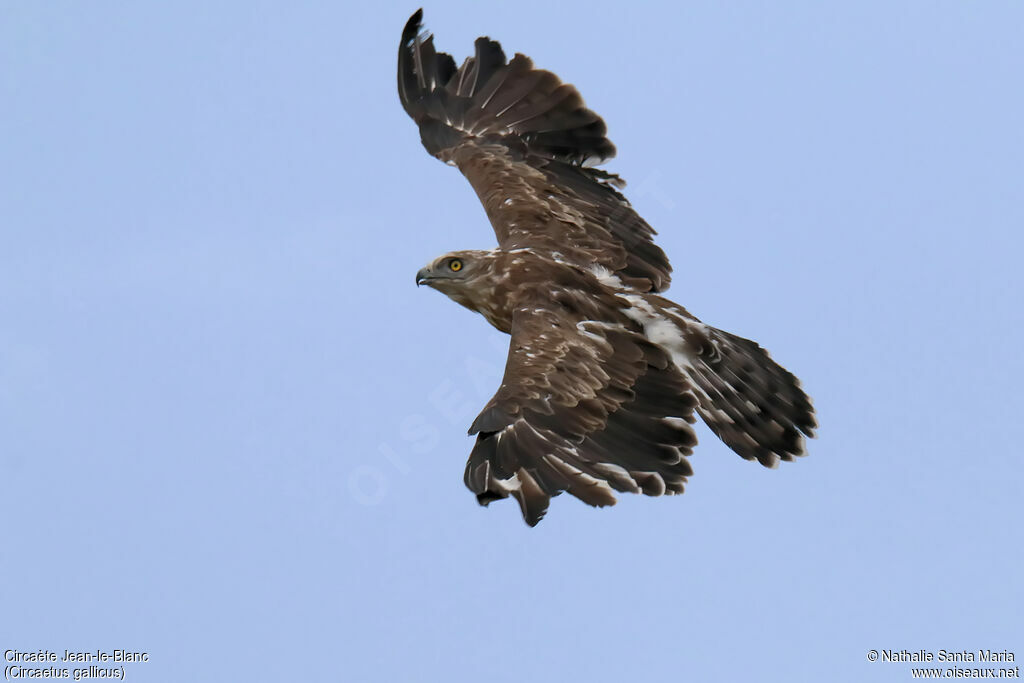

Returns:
398,10,673,293
465,292,699,525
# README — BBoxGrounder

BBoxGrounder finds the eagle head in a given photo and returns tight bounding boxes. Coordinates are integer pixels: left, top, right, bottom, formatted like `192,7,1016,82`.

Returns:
415,250,511,330
415,250,492,291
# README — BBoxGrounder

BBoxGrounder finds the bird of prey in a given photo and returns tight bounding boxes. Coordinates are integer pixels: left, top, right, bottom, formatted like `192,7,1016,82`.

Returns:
399,9,816,526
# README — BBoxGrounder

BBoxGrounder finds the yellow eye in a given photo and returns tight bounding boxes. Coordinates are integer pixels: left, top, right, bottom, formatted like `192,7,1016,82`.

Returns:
449,259,463,272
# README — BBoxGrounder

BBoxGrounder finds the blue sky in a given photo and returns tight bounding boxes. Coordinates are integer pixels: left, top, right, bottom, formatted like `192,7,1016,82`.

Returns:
2,2,1021,681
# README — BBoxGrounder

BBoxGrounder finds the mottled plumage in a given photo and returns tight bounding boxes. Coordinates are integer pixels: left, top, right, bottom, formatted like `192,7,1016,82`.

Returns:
401,10,816,525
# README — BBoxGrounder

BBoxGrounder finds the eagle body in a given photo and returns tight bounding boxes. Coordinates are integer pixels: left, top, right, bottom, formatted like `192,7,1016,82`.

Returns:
400,11,816,525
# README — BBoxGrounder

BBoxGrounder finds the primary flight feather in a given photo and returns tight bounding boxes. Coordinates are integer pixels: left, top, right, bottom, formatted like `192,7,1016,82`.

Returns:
399,9,816,526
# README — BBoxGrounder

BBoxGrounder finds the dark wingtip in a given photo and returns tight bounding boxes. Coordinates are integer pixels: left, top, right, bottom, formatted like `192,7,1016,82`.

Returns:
398,9,427,114
403,9,424,41
475,491,503,507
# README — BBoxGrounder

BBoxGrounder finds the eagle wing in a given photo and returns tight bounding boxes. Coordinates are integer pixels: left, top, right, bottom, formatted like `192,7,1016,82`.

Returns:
398,10,672,293
465,292,699,525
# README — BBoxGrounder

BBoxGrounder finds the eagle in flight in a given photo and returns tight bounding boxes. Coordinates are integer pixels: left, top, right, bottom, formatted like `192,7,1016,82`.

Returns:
399,10,816,526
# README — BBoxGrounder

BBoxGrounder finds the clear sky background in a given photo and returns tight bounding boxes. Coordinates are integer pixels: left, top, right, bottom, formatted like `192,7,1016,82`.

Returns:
2,2,1022,681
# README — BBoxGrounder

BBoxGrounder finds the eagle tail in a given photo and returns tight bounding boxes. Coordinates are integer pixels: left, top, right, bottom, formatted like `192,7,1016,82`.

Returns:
685,326,817,468
398,10,615,164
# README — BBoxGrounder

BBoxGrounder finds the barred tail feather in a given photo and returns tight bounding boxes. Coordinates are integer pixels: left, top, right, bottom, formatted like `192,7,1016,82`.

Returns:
687,327,816,468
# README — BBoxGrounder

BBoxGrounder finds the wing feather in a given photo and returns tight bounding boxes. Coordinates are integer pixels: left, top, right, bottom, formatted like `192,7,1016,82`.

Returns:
464,294,698,525
398,10,672,292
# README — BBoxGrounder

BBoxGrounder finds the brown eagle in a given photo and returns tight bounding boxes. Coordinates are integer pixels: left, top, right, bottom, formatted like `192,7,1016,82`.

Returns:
399,9,816,526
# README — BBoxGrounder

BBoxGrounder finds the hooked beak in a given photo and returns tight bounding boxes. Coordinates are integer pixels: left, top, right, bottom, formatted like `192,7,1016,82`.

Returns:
415,267,433,287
